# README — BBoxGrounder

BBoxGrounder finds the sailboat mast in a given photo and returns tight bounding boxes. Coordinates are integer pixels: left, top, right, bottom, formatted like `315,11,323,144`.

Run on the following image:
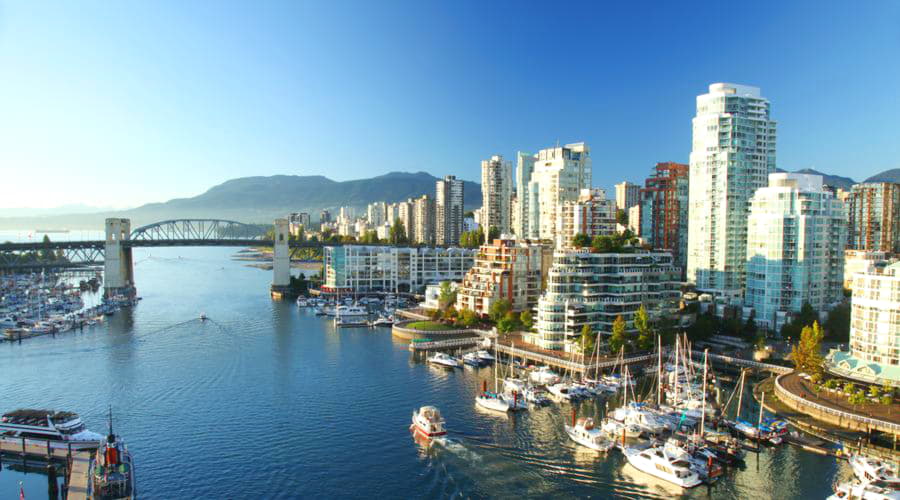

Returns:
700,349,708,437
673,336,680,407
737,369,745,420
657,334,662,406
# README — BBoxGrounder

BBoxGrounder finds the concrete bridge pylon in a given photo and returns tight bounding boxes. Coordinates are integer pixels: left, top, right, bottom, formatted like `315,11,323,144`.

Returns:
271,218,291,295
103,218,134,297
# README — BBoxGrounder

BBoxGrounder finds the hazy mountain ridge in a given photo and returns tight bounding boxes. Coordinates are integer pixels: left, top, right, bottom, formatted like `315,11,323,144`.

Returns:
0,172,482,229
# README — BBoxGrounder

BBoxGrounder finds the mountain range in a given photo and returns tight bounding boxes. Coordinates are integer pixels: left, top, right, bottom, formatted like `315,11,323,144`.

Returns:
0,172,481,229
3,167,900,231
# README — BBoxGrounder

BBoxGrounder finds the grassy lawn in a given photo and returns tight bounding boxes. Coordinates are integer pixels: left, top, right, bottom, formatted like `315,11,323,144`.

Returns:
406,321,457,331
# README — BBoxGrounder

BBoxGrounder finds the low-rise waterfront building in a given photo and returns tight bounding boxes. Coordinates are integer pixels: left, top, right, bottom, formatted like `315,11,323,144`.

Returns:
456,238,548,316
527,249,681,351
826,261,900,387
744,173,847,331
323,246,475,294
555,188,616,248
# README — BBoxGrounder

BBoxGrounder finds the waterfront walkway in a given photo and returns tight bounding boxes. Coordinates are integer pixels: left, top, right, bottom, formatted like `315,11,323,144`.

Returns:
779,373,900,425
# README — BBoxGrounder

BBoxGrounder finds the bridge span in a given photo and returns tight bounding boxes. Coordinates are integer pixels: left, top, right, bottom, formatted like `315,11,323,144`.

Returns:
0,218,299,296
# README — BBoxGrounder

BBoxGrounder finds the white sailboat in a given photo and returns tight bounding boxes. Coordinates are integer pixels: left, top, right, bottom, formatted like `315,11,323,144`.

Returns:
476,343,526,412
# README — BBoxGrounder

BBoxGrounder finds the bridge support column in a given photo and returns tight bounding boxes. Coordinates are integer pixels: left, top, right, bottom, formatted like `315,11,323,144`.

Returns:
271,218,291,298
104,218,134,297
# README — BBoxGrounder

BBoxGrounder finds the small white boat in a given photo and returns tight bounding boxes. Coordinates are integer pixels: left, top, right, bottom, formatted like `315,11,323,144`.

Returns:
462,352,483,367
601,417,642,439
475,391,526,413
411,406,447,437
199,313,208,321
371,315,394,327
296,298,308,307
530,366,560,385
547,382,576,402
565,417,615,452
428,352,460,368
623,445,702,488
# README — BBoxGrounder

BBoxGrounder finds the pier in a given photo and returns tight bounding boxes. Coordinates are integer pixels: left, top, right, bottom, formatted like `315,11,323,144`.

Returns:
0,437,95,499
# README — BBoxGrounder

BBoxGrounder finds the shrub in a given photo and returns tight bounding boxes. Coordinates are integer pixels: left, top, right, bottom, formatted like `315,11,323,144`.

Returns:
823,379,838,390
843,382,856,395
868,385,881,398
881,395,894,406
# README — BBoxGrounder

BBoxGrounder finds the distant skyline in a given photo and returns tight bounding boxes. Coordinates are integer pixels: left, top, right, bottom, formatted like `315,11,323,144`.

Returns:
2,1,898,209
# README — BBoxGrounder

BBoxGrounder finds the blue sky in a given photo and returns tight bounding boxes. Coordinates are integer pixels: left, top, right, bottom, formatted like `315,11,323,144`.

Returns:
1,1,898,209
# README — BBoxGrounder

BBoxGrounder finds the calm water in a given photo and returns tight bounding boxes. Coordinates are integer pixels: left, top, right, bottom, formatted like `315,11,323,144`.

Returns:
2,246,853,499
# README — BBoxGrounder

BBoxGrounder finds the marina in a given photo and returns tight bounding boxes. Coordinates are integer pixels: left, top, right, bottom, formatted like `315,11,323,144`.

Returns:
0,246,893,498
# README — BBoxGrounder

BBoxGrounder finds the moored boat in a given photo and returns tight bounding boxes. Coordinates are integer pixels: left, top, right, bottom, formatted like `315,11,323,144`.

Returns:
623,445,702,488
411,406,447,437
0,408,103,448
90,410,136,499
428,352,460,368
565,415,615,452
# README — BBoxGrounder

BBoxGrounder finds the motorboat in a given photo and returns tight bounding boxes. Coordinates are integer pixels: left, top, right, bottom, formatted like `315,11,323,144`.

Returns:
90,410,136,499
662,438,724,483
828,479,900,500
623,445,702,488
411,406,447,437
462,352,484,367
0,409,104,448
428,352,460,368
530,366,561,385
296,298,308,307
475,350,496,363
565,417,615,452
612,402,669,435
601,417,642,439
547,382,577,402
851,454,900,484
334,305,368,317
199,313,208,321
371,315,394,327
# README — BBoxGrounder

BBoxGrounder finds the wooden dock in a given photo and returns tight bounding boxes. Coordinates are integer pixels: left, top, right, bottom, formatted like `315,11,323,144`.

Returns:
0,437,95,499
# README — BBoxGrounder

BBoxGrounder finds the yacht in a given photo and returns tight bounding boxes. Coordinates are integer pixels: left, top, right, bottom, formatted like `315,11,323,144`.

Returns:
601,417,642,439
623,445,702,488
565,417,615,452
334,305,368,317
475,390,526,413
547,382,577,402
612,402,669,435
411,406,447,437
462,352,484,367
828,480,900,500
428,352,460,368
851,454,900,484
475,350,496,363
0,409,104,448
371,315,394,327
530,366,560,385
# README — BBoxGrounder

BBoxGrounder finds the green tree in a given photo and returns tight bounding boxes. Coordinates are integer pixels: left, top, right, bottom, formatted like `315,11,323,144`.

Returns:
438,281,457,311
443,305,458,321
849,390,867,408
791,321,825,377
572,233,592,248
457,308,479,328
519,310,534,330
868,385,881,398
634,305,653,350
40,235,55,261
609,315,628,354
616,208,628,226
497,311,519,334
580,324,597,355
592,235,616,252
485,226,501,242
489,299,512,324
843,382,856,395
824,302,851,342
389,219,408,245
360,230,379,244
743,310,757,339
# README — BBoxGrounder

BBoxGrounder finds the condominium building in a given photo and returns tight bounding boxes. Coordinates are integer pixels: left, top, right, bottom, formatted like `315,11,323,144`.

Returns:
515,151,537,237
615,181,641,210
412,194,435,246
367,202,386,227
528,249,681,351
826,261,900,387
287,212,310,237
385,203,399,226
627,206,641,236
744,173,847,331
555,188,616,247
456,238,548,316
480,155,513,234
397,199,415,241
844,249,889,291
525,142,592,241
319,209,332,224
687,83,777,302
323,246,475,294
339,206,355,224
435,175,465,246
639,162,690,273
847,182,900,253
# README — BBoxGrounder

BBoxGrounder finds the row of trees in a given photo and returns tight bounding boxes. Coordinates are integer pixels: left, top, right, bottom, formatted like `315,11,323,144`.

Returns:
1,235,68,265
570,230,640,253
460,226,500,249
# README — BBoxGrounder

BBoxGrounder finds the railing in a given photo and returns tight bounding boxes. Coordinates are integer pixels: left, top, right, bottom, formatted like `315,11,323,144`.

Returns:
495,344,662,372
774,374,900,433
693,350,792,374
409,337,481,350
392,321,479,337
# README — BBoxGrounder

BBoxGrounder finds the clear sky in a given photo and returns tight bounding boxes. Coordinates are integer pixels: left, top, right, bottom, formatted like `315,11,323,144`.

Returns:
2,1,898,209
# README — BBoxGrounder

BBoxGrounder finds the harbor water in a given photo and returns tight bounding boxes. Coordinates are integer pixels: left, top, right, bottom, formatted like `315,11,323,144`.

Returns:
1,246,854,498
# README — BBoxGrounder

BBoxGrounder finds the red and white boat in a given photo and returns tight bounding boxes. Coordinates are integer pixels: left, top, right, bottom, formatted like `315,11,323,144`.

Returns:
411,406,447,437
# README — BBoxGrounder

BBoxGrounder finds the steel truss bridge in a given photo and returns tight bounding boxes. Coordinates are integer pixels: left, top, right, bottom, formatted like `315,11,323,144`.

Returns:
0,219,341,270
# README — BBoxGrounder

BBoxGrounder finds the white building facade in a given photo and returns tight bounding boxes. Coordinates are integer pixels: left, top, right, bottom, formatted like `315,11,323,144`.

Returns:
525,142,592,242
744,173,847,331
615,181,641,211
555,188,616,247
687,83,777,302
323,246,475,294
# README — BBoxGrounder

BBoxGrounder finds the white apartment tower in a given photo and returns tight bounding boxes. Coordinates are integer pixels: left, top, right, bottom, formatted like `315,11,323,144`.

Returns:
615,181,641,210
745,173,847,330
526,142,592,242
686,83,777,301
436,175,465,246
515,151,536,237
480,155,513,234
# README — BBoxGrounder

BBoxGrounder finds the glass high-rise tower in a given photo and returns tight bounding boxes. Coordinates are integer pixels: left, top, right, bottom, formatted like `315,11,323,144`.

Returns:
686,83,777,301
